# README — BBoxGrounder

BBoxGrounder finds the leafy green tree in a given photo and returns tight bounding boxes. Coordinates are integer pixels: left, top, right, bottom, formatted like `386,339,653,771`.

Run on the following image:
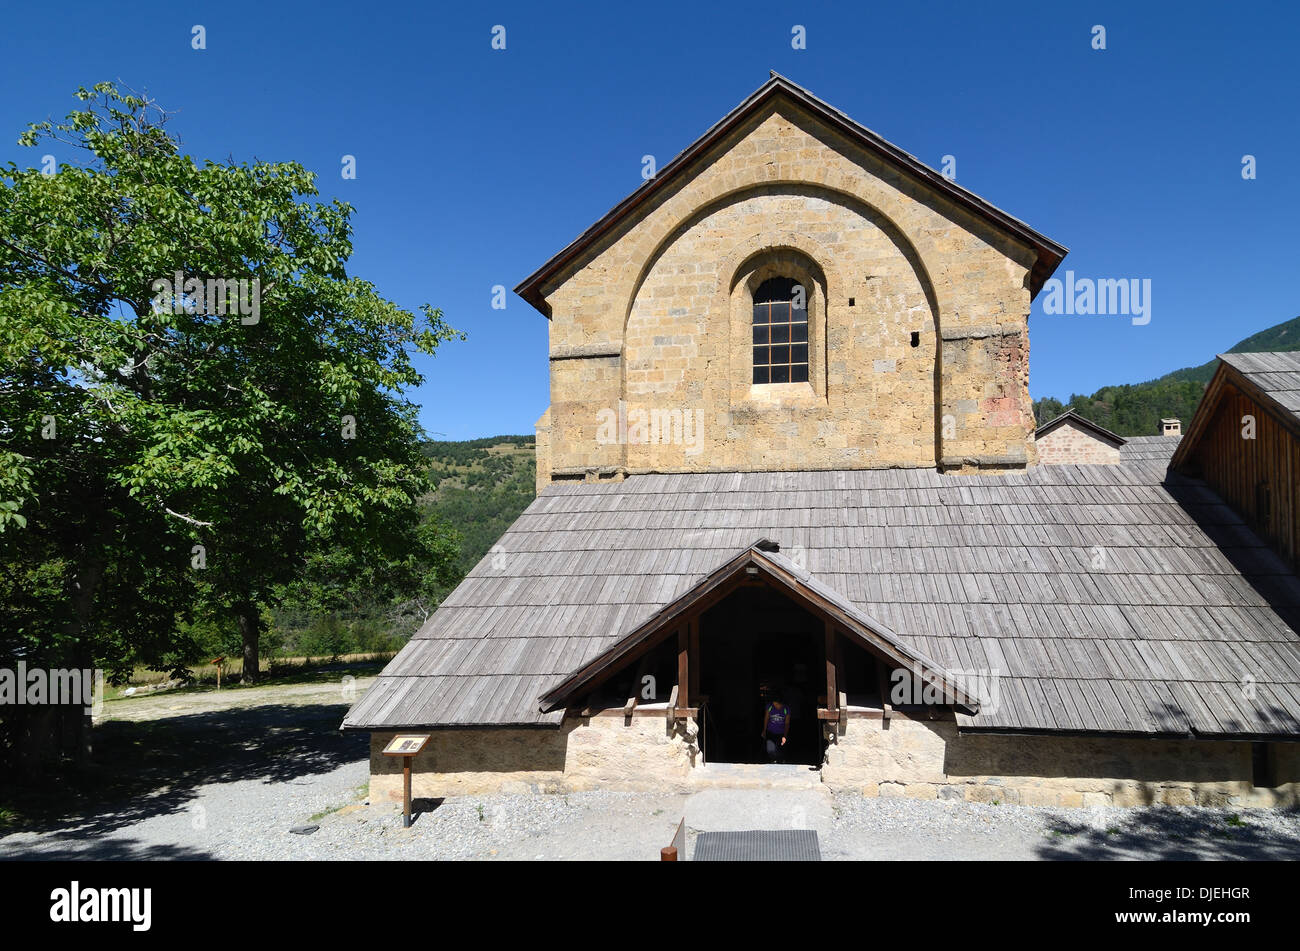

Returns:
0,82,460,715
274,512,462,640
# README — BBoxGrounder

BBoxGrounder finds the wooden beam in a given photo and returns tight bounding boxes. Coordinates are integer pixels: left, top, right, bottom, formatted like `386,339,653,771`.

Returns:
624,656,649,723
824,621,838,714
688,617,700,703
835,639,846,731
540,559,753,708
877,660,892,722
592,706,698,718
667,684,679,722
677,625,690,711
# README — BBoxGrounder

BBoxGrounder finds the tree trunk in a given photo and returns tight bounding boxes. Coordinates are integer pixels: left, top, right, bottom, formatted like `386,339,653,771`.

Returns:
56,553,104,770
16,707,55,783
69,642,95,764
236,602,260,684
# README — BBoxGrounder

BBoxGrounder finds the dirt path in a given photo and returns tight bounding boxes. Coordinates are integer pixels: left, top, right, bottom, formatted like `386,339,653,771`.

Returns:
97,674,377,723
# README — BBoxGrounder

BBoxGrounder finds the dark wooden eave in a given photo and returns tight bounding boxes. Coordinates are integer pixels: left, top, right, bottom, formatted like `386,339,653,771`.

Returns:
1171,355,1300,471
514,72,1068,318
536,539,982,715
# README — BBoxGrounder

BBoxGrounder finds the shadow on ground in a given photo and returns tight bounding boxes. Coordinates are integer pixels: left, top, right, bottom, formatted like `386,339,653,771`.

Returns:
1036,807,1300,860
2,837,215,861
1,701,366,843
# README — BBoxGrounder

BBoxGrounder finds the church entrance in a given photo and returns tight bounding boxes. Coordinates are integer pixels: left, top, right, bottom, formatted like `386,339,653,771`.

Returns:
697,583,824,766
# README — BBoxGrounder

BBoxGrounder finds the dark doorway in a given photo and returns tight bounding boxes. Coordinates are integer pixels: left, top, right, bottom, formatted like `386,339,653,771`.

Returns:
697,582,824,766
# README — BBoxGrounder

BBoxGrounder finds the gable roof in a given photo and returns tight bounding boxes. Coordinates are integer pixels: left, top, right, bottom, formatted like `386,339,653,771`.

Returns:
514,72,1068,317
538,540,981,714
1119,435,1181,466
343,461,1300,739
1171,351,1300,469
1220,351,1300,420
1034,409,1127,447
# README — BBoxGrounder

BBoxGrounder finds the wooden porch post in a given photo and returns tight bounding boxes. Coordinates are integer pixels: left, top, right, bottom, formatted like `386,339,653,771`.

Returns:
688,617,700,703
877,659,893,722
824,620,837,717
678,625,690,711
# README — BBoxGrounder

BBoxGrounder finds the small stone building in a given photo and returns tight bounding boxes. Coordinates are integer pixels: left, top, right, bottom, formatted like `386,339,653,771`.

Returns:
344,75,1300,808
1034,410,1125,465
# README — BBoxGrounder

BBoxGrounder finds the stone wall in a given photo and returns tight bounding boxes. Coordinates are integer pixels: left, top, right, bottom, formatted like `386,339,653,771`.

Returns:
1035,419,1122,465
821,713,1300,808
532,97,1042,485
533,407,552,494
370,714,1300,808
369,716,699,800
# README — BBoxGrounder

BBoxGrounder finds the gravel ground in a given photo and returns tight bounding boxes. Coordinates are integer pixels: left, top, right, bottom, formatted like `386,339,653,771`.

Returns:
5,758,1300,860
3,676,1298,860
827,794,1300,861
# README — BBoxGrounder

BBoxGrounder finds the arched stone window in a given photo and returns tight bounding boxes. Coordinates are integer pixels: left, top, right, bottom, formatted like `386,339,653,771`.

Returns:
752,277,809,384
728,249,826,402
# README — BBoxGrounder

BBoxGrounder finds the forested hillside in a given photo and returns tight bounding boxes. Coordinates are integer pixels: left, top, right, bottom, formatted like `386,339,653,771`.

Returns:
268,437,536,659
421,436,536,579
1033,315,1300,436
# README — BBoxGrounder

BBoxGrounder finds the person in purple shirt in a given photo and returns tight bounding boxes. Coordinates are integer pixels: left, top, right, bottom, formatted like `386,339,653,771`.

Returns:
761,689,791,763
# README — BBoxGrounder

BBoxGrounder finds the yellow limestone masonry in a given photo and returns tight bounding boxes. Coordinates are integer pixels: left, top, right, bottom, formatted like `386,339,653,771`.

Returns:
369,717,700,799
820,715,1300,808
534,101,1040,491
369,716,1299,807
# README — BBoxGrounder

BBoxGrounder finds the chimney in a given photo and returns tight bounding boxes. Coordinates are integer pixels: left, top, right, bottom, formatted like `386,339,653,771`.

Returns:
1160,418,1181,437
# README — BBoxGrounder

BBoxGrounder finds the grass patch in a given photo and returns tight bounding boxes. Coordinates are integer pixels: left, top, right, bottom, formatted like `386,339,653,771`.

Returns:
104,655,392,704
311,781,371,821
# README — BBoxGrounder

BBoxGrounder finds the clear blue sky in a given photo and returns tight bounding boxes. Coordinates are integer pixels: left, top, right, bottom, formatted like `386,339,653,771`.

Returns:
3,1,1297,438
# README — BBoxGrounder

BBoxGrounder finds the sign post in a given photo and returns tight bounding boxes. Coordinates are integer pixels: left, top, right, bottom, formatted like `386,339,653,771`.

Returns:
381,734,432,828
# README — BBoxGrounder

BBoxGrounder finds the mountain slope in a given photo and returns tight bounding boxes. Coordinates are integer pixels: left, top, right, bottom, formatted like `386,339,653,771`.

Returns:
420,435,536,577
1033,315,1300,437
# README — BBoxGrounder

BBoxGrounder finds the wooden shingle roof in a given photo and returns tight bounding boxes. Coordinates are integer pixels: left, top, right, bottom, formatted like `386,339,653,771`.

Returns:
536,541,982,714
343,461,1300,738
1220,351,1300,420
1119,435,1181,465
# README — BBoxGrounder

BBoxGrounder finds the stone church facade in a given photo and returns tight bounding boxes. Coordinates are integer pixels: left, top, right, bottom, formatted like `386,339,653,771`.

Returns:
347,75,1300,810
522,73,1065,488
